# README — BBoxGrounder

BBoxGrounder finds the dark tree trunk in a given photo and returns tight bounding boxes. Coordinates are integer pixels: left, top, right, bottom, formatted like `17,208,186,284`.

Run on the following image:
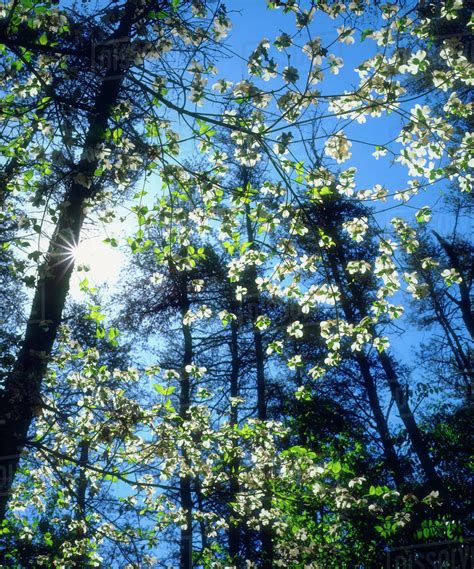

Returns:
308,199,444,491
0,1,138,521
228,317,241,561
377,351,443,492
433,231,474,340
244,203,267,421
355,353,407,487
310,212,408,486
328,261,407,487
194,477,208,556
76,440,89,521
178,272,194,569
421,270,473,403
73,440,90,565
325,225,442,492
243,203,274,567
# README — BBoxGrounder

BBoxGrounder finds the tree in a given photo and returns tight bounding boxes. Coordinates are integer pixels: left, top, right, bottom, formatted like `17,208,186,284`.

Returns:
0,0,472,565
0,0,231,517
406,224,473,403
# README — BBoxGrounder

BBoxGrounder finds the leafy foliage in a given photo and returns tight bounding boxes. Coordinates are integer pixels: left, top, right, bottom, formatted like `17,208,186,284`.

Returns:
0,0,472,566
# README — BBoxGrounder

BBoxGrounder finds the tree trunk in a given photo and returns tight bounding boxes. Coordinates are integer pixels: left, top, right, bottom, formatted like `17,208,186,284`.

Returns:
244,203,267,421
377,351,443,492
422,271,473,403
178,272,194,569
312,217,407,486
0,0,137,522
76,440,89,521
228,317,241,561
433,231,474,340
194,477,208,557
330,241,442,492
73,440,90,565
243,203,273,567
313,205,443,491
354,353,407,488
229,317,240,426
327,261,407,487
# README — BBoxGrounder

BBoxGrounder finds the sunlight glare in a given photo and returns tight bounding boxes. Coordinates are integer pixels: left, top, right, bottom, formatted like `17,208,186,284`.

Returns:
69,235,124,299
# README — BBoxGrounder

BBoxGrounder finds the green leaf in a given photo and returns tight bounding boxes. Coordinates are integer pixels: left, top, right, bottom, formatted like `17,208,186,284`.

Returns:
105,474,119,482
107,327,119,341
361,29,373,41
153,384,176,396
112,127,123,143
415,206,431,224
104,237,118,247
146,123,159,137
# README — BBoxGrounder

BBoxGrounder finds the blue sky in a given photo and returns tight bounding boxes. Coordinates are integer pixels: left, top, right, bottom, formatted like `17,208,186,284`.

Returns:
217,2,468,382
69,1,469,410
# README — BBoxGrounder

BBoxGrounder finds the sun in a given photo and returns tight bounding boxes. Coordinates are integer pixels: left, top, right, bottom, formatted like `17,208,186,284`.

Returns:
69,234,124,299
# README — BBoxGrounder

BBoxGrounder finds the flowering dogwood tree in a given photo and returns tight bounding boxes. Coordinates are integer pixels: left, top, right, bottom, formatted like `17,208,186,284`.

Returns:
0,0,472,566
